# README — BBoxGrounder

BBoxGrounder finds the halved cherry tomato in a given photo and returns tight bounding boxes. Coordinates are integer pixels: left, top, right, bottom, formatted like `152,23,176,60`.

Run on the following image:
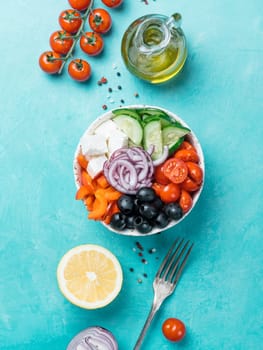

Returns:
163,158,188,184
68,59,91,82
181,177,200,192
178,140,196,151
68,0,91,11
162,318,186,342
179,190,193,213
39,51,63,74
186,162,203,184
80,32,104,56
89,8,112,34
49,30,73,55
154,164,170,185
174,149,199,163
101,0,123,8
59,9,82,34
159,183,181,203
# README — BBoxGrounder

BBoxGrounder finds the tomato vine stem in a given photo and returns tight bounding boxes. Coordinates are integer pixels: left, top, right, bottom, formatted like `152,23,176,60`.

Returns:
58,0,94,74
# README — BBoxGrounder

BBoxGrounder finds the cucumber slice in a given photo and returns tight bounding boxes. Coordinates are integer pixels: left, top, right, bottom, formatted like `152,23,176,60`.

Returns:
113,115,143,145
142,114,172,128
162,125,190,153
143,120,163,160
112,108,141,121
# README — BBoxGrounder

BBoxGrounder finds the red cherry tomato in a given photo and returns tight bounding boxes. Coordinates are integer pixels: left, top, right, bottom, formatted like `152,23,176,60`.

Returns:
163,158,188,184
49,30,73,55
101,0,123,8
178,141,196,151
89,8,112,34
80,32,104,56
68,0,91,11
186,162,203,184
181,177,200,192
174,149,199,163
159,183,181,203
179,190,193,213
59,9,82,34
39,51,63,74
162,318,186,342
68,59,91,82
154,164,170,185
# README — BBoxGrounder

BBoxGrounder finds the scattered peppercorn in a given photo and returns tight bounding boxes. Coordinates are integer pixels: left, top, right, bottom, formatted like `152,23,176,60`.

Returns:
120,99,125,104
134,92,139,98
136,242,144,251
117,85,122,90
102,104,107,110
117,72,121,76
143,273,148,278
108,87,113,92
129,267,134,272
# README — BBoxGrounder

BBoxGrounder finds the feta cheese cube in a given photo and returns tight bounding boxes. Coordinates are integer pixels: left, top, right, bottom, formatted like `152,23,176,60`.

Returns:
80,134,107,158
94,119,120,139
87,155,107,179
108,130,128,156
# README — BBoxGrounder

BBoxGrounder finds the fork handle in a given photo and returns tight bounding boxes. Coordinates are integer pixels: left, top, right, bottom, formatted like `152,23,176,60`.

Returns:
133,302,161,350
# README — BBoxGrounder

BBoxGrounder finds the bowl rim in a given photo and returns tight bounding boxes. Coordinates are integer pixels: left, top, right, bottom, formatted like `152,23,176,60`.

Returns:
73,104,205,236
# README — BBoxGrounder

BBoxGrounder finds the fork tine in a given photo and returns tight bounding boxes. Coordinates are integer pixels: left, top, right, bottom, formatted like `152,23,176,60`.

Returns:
155,237,183,279
169,241,194,286
155,238,183,278
161,238,185,280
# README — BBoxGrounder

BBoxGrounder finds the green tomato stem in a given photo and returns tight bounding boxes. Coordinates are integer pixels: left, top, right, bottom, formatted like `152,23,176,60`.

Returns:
58,0,94,75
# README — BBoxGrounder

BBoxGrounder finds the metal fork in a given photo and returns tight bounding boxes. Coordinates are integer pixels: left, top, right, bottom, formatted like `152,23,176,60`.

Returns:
133,237,194,350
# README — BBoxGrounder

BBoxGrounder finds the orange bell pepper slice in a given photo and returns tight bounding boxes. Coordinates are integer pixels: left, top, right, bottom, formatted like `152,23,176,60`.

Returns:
88,192,108,220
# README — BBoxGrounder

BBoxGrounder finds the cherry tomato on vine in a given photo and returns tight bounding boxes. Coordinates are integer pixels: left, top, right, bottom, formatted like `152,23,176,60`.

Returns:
162,318,186,342
49,30,74,55
163,158,188,184
179,190,193,213
68,59,91,81
59,9,82,34
68,0,91,11
154,164,170,185
101,0,123,8
159,183,181,203
39,51,63,74
174,149,199,163
89,8,112,34
80,32,104,56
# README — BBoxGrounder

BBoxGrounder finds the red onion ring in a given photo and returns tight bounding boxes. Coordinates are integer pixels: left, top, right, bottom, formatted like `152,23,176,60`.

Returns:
103,147,154,194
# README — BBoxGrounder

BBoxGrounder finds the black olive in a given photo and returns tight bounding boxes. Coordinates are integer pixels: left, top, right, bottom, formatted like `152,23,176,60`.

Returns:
125,215,137,229
110,212,126,230
152,197,164,210
136,187,157,203
139,203,158,220
117,195,135,215
154,212,170,228
134,216,153,234
164,202,183,220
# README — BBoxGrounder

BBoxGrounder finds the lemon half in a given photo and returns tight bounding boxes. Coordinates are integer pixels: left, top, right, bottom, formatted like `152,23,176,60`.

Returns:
57,244,123,309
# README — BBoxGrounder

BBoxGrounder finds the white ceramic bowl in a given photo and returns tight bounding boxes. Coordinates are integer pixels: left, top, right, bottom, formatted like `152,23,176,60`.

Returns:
73,105,205,236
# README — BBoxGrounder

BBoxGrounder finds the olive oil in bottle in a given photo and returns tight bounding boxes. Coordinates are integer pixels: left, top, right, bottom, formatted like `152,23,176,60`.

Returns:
121,13,187,84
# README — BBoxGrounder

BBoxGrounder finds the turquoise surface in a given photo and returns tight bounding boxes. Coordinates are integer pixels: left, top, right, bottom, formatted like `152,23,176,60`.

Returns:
1,0,263,349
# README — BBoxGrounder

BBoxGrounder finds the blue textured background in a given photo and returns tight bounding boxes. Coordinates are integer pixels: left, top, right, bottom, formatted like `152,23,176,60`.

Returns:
1,0,263,349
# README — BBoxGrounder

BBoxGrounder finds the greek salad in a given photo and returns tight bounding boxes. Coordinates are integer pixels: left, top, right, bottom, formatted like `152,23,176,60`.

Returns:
74,107,203,234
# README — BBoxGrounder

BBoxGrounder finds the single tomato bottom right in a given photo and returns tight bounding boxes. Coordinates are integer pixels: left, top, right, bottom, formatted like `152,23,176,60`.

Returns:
162,318,186,342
